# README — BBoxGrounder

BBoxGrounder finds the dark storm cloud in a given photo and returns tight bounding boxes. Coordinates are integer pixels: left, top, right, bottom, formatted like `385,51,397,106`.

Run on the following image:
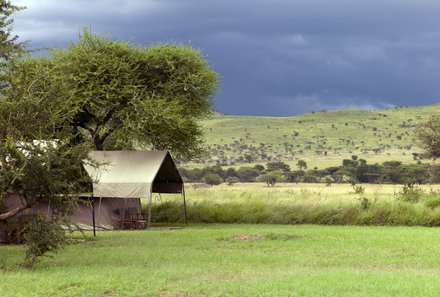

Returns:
14,0,440,115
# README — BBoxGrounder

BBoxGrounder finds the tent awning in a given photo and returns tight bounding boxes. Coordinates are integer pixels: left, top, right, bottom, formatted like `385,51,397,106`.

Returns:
84,151,183,198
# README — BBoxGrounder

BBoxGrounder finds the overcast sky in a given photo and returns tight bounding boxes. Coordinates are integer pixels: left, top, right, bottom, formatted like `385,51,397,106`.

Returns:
13,0,440,116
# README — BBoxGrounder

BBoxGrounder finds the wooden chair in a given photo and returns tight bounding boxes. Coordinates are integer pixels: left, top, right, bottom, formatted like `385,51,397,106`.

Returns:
122,212,136,229
122,210,146,229
134,213,147,229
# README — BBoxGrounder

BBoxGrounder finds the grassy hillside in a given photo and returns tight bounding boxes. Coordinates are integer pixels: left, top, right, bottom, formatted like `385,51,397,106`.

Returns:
192,104,440,169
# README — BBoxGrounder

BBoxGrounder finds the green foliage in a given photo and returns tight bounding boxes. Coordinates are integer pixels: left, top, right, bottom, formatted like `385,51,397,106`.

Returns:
9,28,219,159
225,176,239,186
416,115,440,159
0,0,25,89
182,160,435,185
203,173,223,186
236,167,260,182
398,183,425,203
296,160,307,170
352,185,365,194
423,193,440,209
257,170,284,187
323,176,334,186
0,21,93,262
266,161,290,173
22,215,67,266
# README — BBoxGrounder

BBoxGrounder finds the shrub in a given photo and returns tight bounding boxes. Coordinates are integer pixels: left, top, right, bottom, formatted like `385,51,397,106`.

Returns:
225,177,239,186
257,170,284,187
352,185,365,194
358,196,370,210
203,173,223,186
424,193,440,209
398,183,424,203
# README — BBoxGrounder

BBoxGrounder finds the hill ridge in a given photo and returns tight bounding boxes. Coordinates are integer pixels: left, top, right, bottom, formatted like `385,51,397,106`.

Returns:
193,103,440,169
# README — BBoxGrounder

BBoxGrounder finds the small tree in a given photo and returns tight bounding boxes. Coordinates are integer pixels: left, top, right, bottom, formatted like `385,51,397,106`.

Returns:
296,160,307,170
203,173,223,186
266,161,290,173
257,170,284,187
416,115,440,159
225,176,239,186
237,167,260,182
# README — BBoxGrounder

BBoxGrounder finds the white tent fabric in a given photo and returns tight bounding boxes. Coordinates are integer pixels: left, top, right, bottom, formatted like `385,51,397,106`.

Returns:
84,151,177,198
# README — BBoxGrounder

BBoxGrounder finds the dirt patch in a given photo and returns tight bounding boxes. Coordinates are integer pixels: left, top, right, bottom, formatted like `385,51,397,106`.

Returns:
219,232,300,242
231,234,265,241
103,290,118,297
155,292,192,297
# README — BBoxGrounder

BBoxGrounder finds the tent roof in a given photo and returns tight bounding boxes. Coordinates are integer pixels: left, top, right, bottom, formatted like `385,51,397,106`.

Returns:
84,151,182,198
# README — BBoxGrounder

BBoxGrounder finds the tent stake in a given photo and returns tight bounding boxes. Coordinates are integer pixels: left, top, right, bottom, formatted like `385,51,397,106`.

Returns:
182,184,188,225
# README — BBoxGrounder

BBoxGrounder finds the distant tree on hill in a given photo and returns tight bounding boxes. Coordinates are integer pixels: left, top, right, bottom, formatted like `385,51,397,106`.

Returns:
266,161,290,173
237,167,260,182
416,115,440,159
204,173,223,186
296,160,307,170
253,164,265,173
257,170,284,187
226,176,239,186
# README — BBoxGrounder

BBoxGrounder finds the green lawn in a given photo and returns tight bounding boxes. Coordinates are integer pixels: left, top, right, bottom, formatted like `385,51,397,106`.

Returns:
2,224,440,296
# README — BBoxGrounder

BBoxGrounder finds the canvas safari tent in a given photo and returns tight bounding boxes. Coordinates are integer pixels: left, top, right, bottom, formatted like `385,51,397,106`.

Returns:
83,150,187,230
0,151,186,242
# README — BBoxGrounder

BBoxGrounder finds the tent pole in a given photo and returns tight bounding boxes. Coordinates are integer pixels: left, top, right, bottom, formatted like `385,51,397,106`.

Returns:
147,191,153,229
182,184,188,225
92,196,96,237
97,197,102,230
122,198,128,229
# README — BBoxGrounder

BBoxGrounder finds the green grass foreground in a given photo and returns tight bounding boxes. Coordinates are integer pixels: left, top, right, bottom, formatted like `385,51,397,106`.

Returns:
2,225,440,296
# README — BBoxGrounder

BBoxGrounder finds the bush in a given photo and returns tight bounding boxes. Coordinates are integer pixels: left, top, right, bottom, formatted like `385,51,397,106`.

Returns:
203,173,223,186
256,171,284,187
7,214,68,266
225,177,239,186
424,193,440,209
352,185,365,194
398,183,424,203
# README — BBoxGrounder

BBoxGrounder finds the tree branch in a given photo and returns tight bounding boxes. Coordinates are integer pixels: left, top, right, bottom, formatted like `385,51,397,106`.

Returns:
0,200,30,220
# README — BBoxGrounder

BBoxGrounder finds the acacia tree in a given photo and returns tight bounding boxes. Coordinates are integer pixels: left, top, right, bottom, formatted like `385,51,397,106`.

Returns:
10,29,220,159
416,115,440,159
296,160,307,170
0,2,95,264
0,0,24,87
1,26,219,263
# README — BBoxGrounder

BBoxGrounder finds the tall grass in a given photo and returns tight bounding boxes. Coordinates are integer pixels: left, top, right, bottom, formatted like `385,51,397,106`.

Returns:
145,183,440,226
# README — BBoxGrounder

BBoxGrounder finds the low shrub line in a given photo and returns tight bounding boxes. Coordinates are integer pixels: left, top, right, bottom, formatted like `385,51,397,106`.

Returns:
145,195,440,226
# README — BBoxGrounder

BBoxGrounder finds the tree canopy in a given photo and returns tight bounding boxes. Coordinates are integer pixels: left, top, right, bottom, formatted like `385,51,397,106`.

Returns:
416,115,440,159
7,29,220,159
0,0,24,89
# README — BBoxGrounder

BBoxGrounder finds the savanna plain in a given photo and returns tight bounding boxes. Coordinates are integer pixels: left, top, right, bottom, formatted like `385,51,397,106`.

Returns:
3,183,440,296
